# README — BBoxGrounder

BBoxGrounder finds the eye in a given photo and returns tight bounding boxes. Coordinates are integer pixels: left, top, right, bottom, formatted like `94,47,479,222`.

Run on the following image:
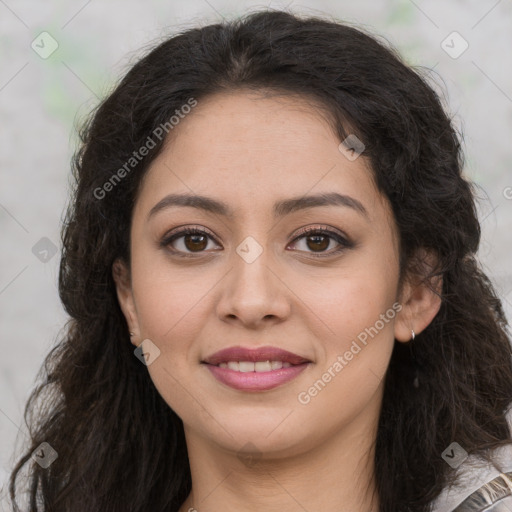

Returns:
160,225,353,258
288,226,353,257
160,226,220,257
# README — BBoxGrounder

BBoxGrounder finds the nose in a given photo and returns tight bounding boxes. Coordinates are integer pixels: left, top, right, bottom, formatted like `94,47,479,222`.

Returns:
215,244,291,329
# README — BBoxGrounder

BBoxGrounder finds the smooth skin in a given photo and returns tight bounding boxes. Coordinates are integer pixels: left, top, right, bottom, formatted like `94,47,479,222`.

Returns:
113,91,442,512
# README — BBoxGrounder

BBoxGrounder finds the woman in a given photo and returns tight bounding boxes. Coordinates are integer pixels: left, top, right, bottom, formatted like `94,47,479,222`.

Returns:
8,9,512,512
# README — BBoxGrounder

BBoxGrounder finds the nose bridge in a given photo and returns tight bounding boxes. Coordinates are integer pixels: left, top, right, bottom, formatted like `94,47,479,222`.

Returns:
217,232,289,325
232,233,276,299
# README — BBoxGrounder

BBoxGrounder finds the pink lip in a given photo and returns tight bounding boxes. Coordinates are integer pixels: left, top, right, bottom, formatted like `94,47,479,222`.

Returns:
202,346,311,392
206,364,309,391
202,346,310,366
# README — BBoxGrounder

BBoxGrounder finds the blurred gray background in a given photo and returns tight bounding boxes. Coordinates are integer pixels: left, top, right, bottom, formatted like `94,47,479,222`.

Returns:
1,0,511,509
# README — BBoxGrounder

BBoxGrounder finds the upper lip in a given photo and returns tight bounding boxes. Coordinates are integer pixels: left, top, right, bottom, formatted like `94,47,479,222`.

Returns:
202,346,311,366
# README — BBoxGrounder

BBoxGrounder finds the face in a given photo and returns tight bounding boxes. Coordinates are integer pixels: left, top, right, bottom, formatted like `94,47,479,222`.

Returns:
114,90,420,459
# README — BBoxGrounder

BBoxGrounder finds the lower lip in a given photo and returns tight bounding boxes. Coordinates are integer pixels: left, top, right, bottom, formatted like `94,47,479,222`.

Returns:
205,363,310,391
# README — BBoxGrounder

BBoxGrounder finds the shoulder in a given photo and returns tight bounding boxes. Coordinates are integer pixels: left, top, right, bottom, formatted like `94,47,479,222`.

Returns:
451,471,512,511
430,443,512,512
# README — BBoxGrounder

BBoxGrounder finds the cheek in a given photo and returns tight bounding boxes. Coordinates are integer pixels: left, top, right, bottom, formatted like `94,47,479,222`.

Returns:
301,259,399,343
130,260,215,416
295,282,397,432
297,253,399,398
131,248,213,341
326,282,397,341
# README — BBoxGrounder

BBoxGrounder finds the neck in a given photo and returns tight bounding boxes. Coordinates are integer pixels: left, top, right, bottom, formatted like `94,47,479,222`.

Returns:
178,390,382,512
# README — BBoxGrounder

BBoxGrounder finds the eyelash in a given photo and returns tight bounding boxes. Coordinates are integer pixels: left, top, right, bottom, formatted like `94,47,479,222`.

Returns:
160,225,353,259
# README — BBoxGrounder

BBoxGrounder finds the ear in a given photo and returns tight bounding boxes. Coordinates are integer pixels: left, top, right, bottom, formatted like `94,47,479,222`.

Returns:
394,248,443,343
112,257,140,346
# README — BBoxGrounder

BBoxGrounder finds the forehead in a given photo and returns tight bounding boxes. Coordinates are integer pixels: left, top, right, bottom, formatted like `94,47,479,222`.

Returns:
135,90,392,227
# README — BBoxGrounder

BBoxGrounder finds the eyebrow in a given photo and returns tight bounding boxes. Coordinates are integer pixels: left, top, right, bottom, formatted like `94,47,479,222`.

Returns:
147,191,369,221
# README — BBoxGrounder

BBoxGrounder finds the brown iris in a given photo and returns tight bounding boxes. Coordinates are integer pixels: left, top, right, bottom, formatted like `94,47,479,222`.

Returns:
184,233,208,252
306,234,330,252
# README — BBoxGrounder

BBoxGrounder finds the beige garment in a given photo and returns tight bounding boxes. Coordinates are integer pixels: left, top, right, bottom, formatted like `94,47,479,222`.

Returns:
452,471,512,511
431,408,512,512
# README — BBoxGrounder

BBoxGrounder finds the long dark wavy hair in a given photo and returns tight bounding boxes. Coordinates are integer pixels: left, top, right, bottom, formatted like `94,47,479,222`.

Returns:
8,9,512,512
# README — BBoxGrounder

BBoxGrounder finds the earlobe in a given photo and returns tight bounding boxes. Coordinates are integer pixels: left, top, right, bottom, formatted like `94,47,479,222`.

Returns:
112,258,139,345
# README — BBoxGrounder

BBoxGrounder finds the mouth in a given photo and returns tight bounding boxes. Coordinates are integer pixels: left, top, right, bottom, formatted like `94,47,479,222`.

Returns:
201,346,312,391
202,345,311,366
215,360,295,371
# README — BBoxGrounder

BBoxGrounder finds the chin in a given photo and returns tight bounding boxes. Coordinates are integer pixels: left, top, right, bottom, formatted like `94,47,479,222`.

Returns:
202,411,315,453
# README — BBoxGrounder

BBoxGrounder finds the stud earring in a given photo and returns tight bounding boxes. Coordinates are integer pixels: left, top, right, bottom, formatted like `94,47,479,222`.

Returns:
129,332,134,337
